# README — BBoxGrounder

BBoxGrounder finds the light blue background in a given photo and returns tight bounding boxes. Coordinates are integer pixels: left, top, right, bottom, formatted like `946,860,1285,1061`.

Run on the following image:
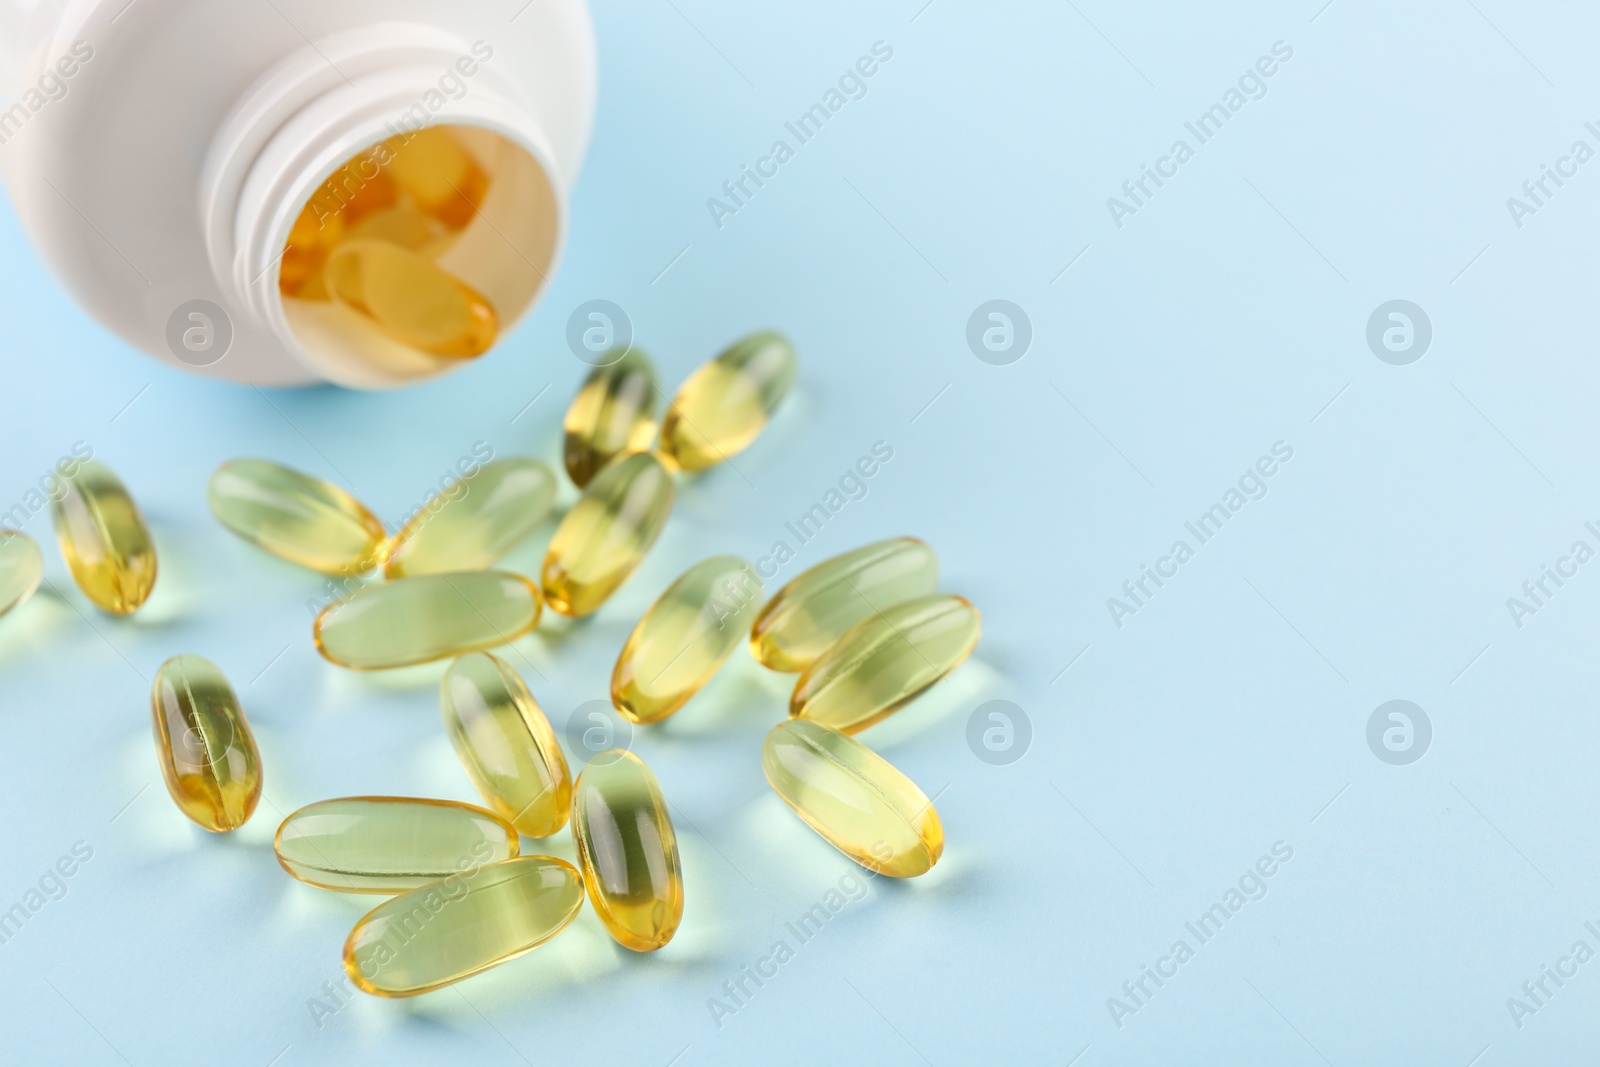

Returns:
3,0,1599,1063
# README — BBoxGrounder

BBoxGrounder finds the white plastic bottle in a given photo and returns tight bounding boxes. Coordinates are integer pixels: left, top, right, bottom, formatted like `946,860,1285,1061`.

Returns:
0,0,595,387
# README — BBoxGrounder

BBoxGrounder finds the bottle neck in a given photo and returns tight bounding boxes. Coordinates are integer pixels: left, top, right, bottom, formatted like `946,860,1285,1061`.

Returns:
201,25,565,387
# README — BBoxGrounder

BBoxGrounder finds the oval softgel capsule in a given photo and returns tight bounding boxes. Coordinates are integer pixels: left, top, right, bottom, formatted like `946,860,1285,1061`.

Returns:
208,459,386,576
51,459,156,614
384,457,557,578
344,856,584,997
150,655,262,832
440,653,572,837
659,331,796,472
541,452,674,617
313,571,542,669
611,556,763,724
563,349,659,489
791,594,981,733
325,239,497,359
571,751,683,951
750,537,939,672
275,797,519,893
763,720,943,877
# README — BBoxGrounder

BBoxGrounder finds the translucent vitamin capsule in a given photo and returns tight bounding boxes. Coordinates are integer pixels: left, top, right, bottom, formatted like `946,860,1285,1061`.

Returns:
541,452,674,617
562,349,659,489
51,459,156,614
344,856,583,997
313,571,542,670
791,594,981,734
762,719,943,877
384,458,557,579
150,655,262,832
611,556,763,724
440,653,572,837
274,796,519,893
658,331,796,472
325,239,497,358
0,531,43,618
571,751,683,951
750,537,939,672
382,127,490,230
208,459,387,576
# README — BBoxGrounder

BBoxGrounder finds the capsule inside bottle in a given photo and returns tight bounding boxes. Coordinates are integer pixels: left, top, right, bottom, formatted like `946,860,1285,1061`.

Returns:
208,459,387,576
51,459,157,615
344,856,584,997
0,531,43,618
750,537,939,672
791,594,981,734
612,556,763,724
763,719,942,877
314,571,543,670
381,126,491,230
563,349,659,489
440,653,572,838
659,331,796,472
150,655,263,832
541,452,675,617
325,239,497,358
571,750,683,951
275,796,519,893
384,457,557,578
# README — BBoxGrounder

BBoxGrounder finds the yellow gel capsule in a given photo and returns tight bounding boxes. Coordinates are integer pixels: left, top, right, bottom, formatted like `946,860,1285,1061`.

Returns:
541,452,675,617
562,349,660,489
762,719,943,877
0,531,43,617
150,655,263,832
382,127,490,230
325,239,497,358
440,652,572,838
208,459,387,576
791,594,981,734
274,796,519,893
384,458,557,579
313,571,542,670
611,556,763,724
344,203,447,251
571,751,683,951
344,856,583,997
50,459,157,615
750,536,940,673
659,331,796,472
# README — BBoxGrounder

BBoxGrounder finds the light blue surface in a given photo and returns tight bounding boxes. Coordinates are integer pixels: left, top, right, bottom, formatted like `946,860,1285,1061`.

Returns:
2,0,1599,1063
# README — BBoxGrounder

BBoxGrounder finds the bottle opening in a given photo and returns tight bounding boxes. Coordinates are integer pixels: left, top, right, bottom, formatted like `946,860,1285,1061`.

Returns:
277,123,559,383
